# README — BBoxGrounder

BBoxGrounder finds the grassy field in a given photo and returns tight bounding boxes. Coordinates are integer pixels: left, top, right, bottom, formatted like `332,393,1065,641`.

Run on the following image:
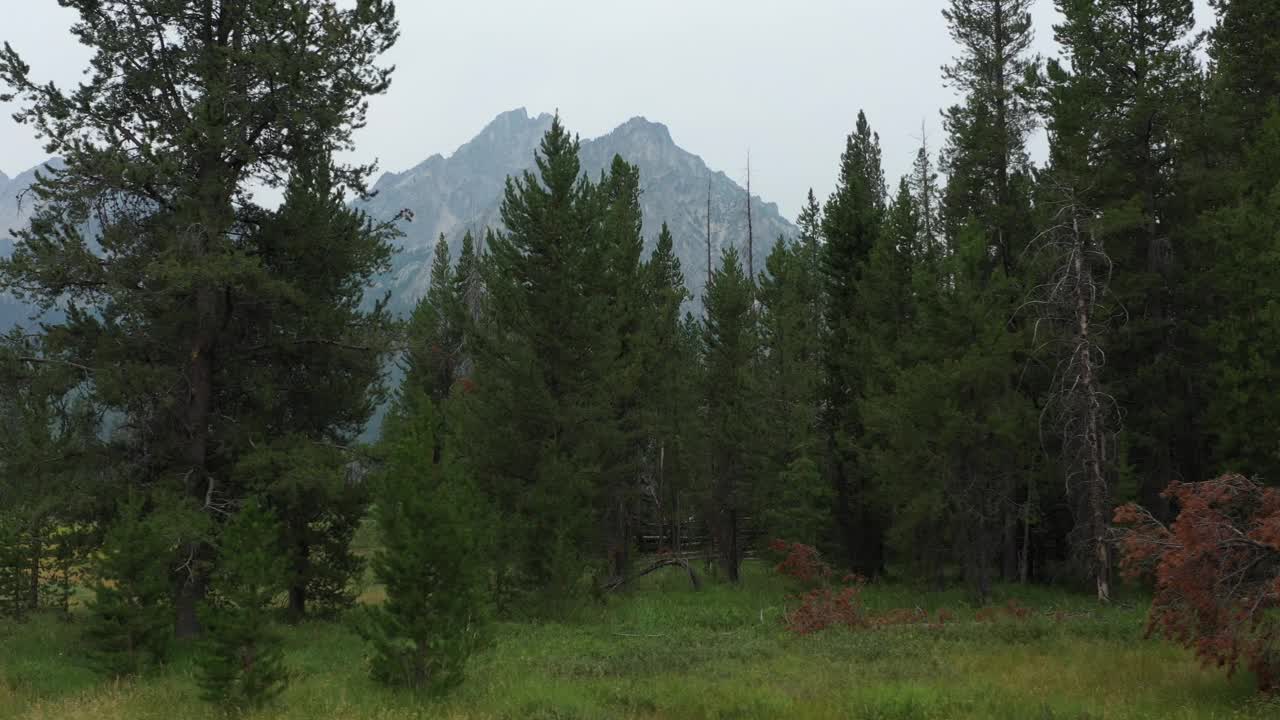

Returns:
2,563,1276,720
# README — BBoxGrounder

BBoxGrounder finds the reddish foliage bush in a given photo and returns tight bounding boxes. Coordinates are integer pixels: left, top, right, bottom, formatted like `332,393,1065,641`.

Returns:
785,585,869,634
770,539,835,587
771,540,869,634
772,540,961,635
1115,474,1280,692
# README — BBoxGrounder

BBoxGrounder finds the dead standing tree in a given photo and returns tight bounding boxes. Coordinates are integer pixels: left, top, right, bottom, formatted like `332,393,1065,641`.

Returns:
1030,183,1119,603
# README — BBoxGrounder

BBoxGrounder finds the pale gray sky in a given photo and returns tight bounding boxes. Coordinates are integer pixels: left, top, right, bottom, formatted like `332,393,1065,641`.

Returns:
0,0,1214,220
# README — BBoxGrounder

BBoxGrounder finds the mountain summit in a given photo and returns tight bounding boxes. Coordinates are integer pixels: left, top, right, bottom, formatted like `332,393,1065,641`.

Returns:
358,110,797,312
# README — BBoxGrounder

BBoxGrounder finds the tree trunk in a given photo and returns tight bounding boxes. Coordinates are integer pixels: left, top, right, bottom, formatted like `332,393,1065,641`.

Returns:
28,526,41,611
287,537,309,623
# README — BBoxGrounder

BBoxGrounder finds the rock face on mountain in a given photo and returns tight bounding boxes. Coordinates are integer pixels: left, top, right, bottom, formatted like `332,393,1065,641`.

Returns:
0,160,62,328
0,160,63,247
358,108,797,313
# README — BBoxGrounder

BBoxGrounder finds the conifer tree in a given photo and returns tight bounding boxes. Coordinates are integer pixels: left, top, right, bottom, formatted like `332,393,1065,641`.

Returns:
457,117,611,610
196,498,289,710
451,230,485,380
1192,0,1280,482
1045,0,1203,512
231,154,396,622
0,0,400,636
637,224,696,555
354,390,489,693
757,236,827,547
405,234,462,406
0,331,100,618
939,0,1042,581
596,156,646,581
84,494,179,676
940,0,1038,270
820,110,887,576
701,245,762,583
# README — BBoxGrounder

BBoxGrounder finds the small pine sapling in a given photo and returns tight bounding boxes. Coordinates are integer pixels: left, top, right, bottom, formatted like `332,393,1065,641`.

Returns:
196,497,290,710
83,494,175,676
353,390,490,693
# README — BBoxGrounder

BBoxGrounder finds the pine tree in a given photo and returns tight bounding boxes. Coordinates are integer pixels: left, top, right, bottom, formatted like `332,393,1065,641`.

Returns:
451,230,485,381
940,0,1042,582
863,224,1038,598
354,390,490,693
232,154,396,622
1192,1,1280,482
405,234,462,406
0,331,100,618
701,245,762,583
457,117,611,610
756,236,827,547
84,494,178,676
196,498,289,710
595,156,647,581
820,110,887,576
940,0,1038,271
1045,0,1203,513
0,1,399,636
636,224,697,556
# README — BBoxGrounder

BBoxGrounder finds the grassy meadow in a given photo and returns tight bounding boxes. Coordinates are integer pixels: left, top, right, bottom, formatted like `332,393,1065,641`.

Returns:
2,564,1275,720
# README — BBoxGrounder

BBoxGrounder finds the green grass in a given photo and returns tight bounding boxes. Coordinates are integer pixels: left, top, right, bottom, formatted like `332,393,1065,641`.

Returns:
2,563,1276,719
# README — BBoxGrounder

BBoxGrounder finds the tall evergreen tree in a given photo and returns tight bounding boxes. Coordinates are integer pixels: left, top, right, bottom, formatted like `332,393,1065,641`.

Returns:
820,110,887,576
1191,0,1280,483
0,0,400,637
757,235,827,547
1046,0,1203,512
636,224,697,556
458,117,612,610
939,0,1041,582
405,234,462,406
940,0,1038,272
596,156,646,581
231,155,396,621
701,245,761,583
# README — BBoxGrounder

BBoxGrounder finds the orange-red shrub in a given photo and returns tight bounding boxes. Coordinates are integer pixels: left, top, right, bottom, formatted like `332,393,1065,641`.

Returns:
1115,474,1280,691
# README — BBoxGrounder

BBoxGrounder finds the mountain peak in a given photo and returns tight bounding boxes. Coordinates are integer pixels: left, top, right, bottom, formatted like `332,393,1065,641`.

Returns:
0,170,9,184
613,116,673,144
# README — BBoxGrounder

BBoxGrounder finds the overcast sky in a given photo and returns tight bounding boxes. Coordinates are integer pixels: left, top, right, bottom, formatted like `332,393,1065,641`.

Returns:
0,0,1214,220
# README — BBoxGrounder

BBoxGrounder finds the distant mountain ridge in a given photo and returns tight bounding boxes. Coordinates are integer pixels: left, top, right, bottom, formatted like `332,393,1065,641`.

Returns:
0,110,798,325
357,108,798,313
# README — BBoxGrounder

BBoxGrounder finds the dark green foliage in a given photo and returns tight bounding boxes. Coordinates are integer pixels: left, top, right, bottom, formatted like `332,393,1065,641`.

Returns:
196,499,289,710
701,245,762,582
633,224,699,558
0,0,400,636
0,332,101,619
820,110,887,576
756,233,827,548
1044,0,1203,513
354,390,490,693
864,224,1039,597
231,438,368,621
457,118,642,611
83,495,177,677
405,234,463,406
940,0,1037,268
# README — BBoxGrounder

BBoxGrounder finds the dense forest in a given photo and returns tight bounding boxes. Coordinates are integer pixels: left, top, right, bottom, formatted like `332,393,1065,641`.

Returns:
2,0,1280,709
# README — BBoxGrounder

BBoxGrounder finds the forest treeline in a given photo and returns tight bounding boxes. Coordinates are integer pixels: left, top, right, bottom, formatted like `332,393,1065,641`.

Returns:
1,0,1279,702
